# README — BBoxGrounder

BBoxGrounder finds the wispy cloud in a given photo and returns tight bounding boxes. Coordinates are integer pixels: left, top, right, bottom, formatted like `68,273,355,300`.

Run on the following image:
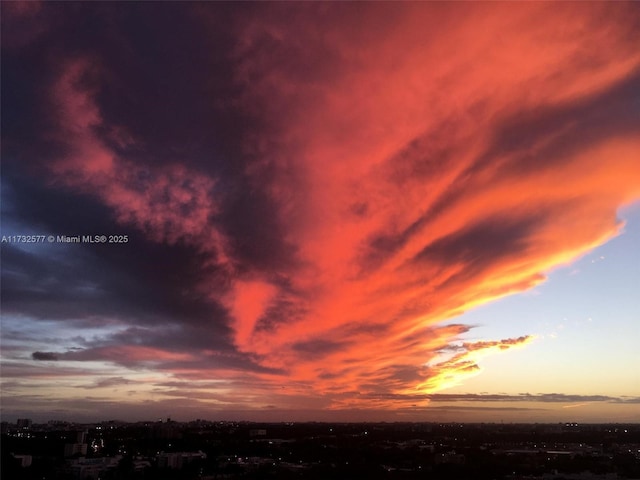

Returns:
32,351,59,361
428,393,640,404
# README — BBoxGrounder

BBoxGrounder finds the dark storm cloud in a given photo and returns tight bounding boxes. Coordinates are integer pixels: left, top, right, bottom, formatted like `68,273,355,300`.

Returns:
1,1,290,273
1,233,230,340
150,351,286,376
104,2,294,272
1,169,231,332
221,188,297,272
1,2,242,167
29,339,283,375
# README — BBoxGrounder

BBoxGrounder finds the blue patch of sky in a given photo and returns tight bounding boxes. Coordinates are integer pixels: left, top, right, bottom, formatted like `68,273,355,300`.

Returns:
446,201,640,395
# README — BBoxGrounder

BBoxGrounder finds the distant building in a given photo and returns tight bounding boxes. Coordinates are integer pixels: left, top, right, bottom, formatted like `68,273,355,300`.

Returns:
153,420,180,439
12,454,32,467
249,429,267,437
157,451,207,469
68,456,120,479
65,430,88,457
16,418,32,429
64,443,88,457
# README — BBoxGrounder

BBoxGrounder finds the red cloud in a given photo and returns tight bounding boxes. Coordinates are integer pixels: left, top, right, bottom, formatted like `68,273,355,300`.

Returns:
42,3,640,412
225,3,640,404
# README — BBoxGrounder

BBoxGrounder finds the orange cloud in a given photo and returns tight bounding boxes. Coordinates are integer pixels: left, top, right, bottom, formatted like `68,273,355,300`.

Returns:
41,3,640,412
224,279,278,349
225,3,640,405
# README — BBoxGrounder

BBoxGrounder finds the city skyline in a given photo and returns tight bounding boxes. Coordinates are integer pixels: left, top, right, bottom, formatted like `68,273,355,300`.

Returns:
1,2,639,424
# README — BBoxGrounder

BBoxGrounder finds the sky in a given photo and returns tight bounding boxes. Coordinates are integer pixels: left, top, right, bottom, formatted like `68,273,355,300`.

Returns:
1,1,639,424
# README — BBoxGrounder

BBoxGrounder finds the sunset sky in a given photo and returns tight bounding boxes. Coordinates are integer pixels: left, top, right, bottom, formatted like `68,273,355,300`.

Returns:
1,2,639,424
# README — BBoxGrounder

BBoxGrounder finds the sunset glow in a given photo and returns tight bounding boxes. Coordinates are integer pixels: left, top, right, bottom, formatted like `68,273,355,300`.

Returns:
1,1,639,423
